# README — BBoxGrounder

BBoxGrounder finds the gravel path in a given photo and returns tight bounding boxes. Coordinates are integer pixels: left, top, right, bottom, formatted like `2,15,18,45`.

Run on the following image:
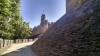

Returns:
2,39,38,56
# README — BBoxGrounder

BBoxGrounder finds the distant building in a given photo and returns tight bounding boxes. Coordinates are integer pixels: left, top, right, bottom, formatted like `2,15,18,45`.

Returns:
32,13,54,35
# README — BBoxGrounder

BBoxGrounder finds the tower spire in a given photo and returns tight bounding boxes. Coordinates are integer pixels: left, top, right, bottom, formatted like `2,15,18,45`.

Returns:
41,10,46,26
43,10,45,14
41,10,45,18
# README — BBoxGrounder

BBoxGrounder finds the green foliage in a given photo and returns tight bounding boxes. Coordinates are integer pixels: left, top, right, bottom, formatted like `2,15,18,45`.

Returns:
0,0,32,39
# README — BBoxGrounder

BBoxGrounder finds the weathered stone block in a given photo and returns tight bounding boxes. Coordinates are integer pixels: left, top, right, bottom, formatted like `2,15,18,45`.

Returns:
15,39,19,43
23,39,25,43
3,40,8,47
25,39,28,42
29,39,33,42
0,39,3,48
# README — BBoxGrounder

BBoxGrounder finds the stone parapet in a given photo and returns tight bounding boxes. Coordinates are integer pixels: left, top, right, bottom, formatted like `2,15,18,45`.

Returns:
0,38,34,55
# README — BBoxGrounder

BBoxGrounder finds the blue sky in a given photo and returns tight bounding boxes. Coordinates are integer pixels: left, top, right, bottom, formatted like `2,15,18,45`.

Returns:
20,0,66,28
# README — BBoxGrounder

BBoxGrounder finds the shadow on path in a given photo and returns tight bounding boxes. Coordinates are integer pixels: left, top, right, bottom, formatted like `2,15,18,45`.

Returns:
2,44,37,56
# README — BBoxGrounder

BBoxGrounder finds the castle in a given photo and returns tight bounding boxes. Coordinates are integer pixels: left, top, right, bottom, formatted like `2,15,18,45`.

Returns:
32,13,54,35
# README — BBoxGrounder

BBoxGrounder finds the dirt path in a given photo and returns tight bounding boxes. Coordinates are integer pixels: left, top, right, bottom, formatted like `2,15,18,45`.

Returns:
2,39,38,56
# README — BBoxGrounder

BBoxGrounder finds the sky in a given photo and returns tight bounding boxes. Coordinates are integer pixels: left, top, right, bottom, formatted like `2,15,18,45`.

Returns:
20,0,66,28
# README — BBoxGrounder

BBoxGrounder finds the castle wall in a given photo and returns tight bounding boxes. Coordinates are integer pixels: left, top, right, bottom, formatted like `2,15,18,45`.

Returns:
66,0,87,13
32,0,100,56
32,20,48,35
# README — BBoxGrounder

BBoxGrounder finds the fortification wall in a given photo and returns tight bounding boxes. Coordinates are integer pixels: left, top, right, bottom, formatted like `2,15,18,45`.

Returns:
66,0,87,13
32,22,49,35
33,26,47,35
32,0,100,56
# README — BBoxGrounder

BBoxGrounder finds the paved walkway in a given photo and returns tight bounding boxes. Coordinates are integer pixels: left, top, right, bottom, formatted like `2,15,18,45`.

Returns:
2,39,38,56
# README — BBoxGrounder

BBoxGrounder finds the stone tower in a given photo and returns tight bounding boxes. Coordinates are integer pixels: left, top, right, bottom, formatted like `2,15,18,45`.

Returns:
40,13,46,26
41,13,48,33
40,13,48,29
32,12,53,35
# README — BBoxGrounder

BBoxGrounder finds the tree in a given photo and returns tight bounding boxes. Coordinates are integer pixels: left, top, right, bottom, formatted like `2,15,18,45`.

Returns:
0,0,32,39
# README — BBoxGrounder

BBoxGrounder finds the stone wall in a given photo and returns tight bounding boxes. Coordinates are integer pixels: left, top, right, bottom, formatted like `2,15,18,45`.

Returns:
33,22,54,35
66,0,87,13
0,38,34,55
33,26,47,35
32,0,100,56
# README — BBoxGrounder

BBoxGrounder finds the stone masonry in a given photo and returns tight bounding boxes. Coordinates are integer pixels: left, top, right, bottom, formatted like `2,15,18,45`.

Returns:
32,0,100,56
